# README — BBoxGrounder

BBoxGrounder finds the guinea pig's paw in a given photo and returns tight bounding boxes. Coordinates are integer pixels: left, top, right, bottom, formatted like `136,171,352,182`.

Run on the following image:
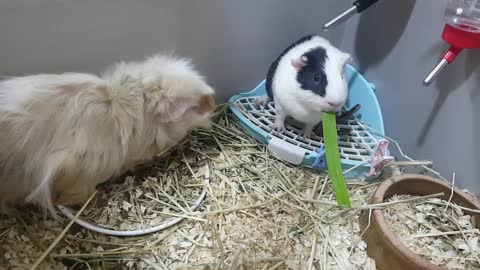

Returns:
255,95,270,111
271,121,286,134
299,130,312,139
299,125,314,139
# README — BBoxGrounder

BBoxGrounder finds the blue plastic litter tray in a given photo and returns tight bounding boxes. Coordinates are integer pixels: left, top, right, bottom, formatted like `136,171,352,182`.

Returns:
228,64,386,179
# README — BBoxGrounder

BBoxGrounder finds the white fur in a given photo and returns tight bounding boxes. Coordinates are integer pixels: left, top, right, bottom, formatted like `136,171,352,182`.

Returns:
271,35,351,136
0,53,216,216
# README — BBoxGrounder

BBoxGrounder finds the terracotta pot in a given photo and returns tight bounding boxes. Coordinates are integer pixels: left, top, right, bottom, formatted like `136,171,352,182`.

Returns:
359,174,480,270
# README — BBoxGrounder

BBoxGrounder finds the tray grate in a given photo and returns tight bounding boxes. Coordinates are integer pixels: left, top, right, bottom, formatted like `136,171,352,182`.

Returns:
233,96,379,162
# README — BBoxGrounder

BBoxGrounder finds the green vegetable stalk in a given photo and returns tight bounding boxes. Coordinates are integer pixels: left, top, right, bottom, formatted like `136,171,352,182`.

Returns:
322,112,352,207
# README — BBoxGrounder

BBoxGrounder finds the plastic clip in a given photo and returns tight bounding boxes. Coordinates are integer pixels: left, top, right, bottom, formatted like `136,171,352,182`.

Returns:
312,146,328,170
365,139,394,177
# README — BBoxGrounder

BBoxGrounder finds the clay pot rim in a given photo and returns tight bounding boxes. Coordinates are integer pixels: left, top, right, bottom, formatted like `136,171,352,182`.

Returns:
370,174,480,269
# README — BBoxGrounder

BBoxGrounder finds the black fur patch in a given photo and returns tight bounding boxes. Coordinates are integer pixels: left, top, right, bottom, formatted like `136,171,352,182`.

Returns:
265,34,316,101
296,47,328,97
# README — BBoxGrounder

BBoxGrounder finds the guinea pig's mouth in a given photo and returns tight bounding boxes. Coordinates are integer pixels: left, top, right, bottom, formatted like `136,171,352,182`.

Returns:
322,105,343,113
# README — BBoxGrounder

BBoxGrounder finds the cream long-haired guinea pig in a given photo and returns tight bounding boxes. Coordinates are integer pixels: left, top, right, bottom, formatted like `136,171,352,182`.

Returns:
0,53,216,215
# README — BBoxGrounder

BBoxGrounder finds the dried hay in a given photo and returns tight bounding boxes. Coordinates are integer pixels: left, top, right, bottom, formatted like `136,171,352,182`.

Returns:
384,194,480,269
0,104,477,270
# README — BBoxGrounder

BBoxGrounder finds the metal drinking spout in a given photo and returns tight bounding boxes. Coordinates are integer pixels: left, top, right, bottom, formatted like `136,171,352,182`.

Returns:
323,0,380,31
323,6,357,32
423,46,462,86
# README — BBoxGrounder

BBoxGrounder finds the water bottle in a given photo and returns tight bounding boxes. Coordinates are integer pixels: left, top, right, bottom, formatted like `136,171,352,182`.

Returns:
424,0,480,86
444,0,480,33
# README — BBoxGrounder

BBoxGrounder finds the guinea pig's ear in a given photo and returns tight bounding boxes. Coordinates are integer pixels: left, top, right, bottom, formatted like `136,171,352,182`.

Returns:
197,95,216,114
291,55,308,71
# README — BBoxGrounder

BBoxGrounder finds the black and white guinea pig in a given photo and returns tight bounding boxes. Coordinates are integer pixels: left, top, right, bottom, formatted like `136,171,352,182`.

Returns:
257,34,352,138
0,53,216,217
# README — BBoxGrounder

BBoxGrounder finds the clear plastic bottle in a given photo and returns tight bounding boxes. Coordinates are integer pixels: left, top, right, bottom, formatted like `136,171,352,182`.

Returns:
444,0,480,33
423,0,480,86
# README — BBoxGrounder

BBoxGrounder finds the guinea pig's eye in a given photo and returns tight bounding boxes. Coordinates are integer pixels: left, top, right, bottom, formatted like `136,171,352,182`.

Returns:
314,74,321,82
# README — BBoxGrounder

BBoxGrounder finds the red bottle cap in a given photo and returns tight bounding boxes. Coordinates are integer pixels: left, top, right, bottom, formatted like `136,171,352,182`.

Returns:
442,24,480,49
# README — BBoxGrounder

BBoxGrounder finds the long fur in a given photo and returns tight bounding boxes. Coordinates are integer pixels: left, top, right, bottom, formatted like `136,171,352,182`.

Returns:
0,53,216,217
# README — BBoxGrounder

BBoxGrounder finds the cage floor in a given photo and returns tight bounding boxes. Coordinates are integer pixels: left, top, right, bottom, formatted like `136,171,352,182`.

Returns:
0,109,380,269
233,96,379,162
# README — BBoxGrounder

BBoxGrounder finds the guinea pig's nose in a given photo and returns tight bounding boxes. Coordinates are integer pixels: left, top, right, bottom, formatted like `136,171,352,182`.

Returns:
327,101,342,107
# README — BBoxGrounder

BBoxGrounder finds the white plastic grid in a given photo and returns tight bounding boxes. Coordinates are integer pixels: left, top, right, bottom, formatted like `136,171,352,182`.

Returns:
234,96,379,162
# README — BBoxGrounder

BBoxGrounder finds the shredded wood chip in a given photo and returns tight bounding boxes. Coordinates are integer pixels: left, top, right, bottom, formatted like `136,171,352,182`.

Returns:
3,105,474,269
384,195,480,269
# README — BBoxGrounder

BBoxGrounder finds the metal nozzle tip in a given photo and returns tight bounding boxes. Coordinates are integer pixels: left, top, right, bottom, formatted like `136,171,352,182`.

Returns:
321,6,358,32
422,80,432,87
423,59,449,87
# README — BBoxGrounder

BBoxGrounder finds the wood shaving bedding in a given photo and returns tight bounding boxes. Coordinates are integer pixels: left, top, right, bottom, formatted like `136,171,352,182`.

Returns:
1,104,472,270
384,195,480,269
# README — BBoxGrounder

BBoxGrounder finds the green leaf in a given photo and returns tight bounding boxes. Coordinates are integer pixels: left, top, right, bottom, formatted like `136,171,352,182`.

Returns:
322,112,351,207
